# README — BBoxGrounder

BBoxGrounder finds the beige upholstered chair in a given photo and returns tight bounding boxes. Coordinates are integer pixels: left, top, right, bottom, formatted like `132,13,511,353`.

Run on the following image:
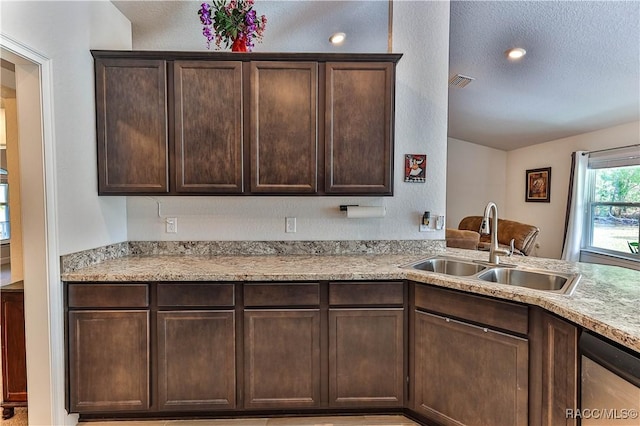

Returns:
445,228,481,250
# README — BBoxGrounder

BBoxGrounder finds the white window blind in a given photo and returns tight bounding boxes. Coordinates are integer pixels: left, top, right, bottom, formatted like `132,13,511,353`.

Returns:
588,146,640,169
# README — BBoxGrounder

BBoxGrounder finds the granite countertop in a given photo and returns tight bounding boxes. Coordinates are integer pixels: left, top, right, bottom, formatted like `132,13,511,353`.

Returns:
1,281,24,292
61,248,640,353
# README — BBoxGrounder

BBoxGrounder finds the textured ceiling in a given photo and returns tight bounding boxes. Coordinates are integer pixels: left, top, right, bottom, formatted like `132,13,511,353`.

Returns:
448,1,640,150
112,0,640,151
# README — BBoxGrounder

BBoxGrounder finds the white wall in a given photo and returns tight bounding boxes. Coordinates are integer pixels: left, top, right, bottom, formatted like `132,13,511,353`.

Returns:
446,137,507,229
1,0,131,256
505,121,640,259
1,2,132,424
127,1,451,242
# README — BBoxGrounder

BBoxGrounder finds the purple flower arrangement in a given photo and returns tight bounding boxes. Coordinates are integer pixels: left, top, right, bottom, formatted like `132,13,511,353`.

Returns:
198,0,267,51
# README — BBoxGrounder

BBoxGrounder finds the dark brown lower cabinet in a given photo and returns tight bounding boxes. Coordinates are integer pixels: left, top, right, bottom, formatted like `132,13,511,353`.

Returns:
328,309,404,407
157,311,236,411
1,286,27,419
529,308,579,426
68,310,150,413
413,310,529,426
244,309,321,409
63,279,585,423
411,282,530,426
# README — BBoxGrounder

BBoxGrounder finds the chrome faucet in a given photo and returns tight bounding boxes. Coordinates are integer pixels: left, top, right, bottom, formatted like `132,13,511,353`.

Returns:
481,202,511,265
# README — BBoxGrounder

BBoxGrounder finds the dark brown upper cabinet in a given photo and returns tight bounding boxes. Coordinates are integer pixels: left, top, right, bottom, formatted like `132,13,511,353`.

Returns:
92,51,401,196
250,62,318,193
325,62,394,195
95,58,168,194
174,61,244,193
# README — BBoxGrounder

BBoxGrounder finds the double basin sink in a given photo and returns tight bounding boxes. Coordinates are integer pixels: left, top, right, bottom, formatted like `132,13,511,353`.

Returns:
405,255,580,295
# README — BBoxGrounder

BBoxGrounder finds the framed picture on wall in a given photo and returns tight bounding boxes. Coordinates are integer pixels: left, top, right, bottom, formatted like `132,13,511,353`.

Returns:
525,167,551,202
404,154,426,182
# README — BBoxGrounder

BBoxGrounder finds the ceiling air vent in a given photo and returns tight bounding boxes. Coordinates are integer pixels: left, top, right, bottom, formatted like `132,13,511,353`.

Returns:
448,74,475,88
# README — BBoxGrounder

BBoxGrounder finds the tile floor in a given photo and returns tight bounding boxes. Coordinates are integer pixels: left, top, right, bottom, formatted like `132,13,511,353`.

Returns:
77,415,420,426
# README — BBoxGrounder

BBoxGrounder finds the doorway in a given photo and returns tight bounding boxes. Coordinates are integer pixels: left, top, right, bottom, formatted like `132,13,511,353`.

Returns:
1,35,66,425
0,56,27,422
1,58,23,287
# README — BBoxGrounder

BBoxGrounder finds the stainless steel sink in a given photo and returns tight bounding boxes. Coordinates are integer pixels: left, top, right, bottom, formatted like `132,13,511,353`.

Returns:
409,256,488,276
476,267,580,294
404,256,580,294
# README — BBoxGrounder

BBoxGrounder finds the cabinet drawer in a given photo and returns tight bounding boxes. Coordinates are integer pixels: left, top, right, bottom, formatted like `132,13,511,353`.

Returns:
68,284,149,308
244,283,319,307
329,281,404,306
414,284,528,335
157,283,235,307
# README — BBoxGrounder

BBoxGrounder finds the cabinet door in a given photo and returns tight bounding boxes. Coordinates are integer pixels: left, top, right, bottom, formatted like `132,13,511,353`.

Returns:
244,309,320,408
95,58,168,194
157,311,235,410
325,62,394,195
250,62,318,193
329,309,404,407
1,292,27,404
174,61,244,193
68,310,149,413
413,310,528,426
529,309,578,426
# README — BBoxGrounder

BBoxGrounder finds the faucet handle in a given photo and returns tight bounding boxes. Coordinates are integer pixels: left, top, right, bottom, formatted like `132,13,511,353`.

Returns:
508,239,515,256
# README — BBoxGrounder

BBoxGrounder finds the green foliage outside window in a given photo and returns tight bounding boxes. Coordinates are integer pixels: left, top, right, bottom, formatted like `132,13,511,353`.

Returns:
589,165,640,255
593,166,640,220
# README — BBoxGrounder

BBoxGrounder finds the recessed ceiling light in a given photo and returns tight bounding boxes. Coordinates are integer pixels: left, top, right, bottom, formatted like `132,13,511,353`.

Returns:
329,32,346,45
506,47,526,60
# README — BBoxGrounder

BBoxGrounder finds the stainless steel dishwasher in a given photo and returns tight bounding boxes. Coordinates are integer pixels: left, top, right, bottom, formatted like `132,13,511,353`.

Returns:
579,332,640,425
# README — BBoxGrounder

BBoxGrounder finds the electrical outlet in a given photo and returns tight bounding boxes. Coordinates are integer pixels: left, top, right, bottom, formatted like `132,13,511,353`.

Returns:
165,217,178,233
285,217,296,233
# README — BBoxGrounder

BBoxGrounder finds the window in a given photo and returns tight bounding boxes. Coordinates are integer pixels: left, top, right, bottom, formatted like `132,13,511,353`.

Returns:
0,169,8,241
584,147,640,260
0,190,8,241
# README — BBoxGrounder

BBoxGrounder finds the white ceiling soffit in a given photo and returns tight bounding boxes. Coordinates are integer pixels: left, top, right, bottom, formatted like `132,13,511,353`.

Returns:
448,1,640,151
111,0,390,53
